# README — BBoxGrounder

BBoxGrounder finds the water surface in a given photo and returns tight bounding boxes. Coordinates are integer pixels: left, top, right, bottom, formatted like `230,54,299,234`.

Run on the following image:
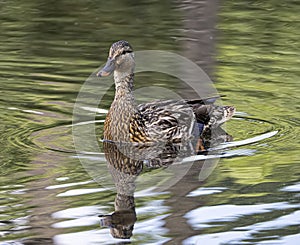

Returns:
0,0,299,244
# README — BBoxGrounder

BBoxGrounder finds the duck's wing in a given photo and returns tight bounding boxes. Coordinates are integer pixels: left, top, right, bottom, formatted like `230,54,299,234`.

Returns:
137,99,196,142
137,97,235,137
137,99,194,120
137,96,219,117
137,97,217,125
185,96,219,105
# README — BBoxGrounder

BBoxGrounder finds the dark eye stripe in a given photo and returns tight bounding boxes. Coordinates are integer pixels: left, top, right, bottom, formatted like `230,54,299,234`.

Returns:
121,50,133,55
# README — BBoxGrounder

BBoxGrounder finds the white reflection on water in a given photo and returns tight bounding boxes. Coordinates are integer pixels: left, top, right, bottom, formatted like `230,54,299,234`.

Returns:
281,182,300,192
212,130,278,150
52,206,106,219
46,180,94,190
136,200,169,215
53,216,99,228
184,228,300,245
52,206,107,229
184,230,252,245
53,229,122,245
185,202,299,228
257,234,300,245
236,210,300,231
57,188,108,197
184,202,300,245
53,214,170,245
186,187,227,197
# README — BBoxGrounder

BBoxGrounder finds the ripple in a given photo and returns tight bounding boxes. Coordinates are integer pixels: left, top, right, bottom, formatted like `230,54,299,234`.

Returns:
31,124,75,153
31,111,287,156
224,112,297,152
212,131,278,150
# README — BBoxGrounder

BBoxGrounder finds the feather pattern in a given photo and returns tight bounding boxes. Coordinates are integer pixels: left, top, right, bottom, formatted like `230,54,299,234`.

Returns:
99,40,235,147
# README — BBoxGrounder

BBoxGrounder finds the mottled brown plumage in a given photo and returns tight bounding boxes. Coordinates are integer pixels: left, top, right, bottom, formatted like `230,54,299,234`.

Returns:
98,40,235,146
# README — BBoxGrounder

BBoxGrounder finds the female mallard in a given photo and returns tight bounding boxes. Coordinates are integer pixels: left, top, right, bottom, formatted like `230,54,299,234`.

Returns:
97,40,235,148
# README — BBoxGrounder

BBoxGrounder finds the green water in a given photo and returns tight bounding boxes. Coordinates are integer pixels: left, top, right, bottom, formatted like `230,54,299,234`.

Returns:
0,0,299,244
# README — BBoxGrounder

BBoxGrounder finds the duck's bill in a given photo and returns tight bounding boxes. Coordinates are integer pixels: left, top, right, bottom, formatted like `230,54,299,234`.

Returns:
97,58,115,77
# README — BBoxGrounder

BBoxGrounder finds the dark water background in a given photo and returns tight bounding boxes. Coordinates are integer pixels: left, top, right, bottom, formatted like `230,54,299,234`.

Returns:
0,0,299,244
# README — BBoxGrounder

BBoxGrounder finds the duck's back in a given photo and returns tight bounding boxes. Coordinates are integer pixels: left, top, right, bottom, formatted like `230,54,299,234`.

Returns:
137,99,197,143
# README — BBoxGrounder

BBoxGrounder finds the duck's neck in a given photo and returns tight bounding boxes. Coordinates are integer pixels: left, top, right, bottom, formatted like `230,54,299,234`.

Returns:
114,71,134,95
105,71,136,142
111,71,136,113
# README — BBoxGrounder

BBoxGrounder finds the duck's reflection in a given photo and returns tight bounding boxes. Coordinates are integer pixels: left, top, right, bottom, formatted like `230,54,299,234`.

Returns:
99,193,136,239
99,126,232,239
98,141,140,239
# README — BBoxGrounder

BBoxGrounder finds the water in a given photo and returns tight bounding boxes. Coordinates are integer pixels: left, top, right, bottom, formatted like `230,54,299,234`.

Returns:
0,0,299,244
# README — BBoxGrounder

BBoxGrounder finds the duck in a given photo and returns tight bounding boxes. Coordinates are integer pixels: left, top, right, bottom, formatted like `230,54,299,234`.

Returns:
97,40,235,150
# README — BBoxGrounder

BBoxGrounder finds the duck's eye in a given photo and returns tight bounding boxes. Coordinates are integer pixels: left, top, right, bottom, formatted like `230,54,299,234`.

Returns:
121,50,132,55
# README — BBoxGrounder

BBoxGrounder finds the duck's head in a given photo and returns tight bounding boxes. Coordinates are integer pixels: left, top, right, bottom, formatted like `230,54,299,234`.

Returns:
97,40,134,77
